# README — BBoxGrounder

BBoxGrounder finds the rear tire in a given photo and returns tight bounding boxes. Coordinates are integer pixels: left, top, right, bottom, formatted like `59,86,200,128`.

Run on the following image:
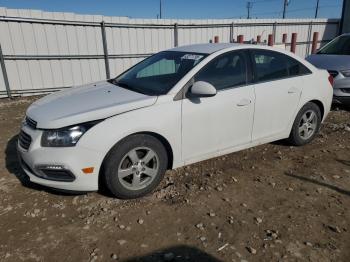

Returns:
288,102,322,146
103,134,168,199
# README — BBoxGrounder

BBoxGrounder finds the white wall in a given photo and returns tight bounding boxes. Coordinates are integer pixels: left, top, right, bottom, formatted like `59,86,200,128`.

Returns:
0,7,340,97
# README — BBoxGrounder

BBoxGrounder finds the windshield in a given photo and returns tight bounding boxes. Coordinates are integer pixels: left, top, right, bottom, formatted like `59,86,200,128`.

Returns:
111,51,207,96
318,35,350,55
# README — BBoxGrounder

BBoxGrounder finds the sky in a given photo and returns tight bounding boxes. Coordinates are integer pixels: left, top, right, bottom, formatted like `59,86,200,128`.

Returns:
0,0,344,19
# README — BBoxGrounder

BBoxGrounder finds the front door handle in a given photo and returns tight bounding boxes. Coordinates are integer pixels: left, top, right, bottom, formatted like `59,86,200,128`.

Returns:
237,98,251,107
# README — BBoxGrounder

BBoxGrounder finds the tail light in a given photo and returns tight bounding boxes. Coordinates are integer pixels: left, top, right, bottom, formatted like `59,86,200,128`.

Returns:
328,74,334,87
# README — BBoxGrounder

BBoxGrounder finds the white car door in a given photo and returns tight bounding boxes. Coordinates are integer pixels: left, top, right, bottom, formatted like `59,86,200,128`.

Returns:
181,51,255,162
250,49,308,141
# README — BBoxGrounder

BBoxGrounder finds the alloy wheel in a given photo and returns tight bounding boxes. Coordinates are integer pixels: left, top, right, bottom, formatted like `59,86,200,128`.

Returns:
117,147,159,191
298,110,318,140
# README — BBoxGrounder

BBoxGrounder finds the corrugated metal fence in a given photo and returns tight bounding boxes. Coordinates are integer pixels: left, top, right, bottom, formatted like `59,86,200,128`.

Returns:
0,7,340,98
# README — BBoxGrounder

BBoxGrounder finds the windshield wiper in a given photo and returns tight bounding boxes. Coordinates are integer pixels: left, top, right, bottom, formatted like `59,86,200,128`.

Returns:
109,79,150,95
108,79,134,90
108,79,119,86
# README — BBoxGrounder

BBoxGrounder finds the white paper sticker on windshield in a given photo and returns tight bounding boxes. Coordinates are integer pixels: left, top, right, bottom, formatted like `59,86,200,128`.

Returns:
181,54,203,60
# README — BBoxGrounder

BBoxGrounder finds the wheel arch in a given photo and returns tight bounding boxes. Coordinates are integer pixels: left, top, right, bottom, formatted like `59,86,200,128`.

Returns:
100,131,174,171
308,99,325,120
98,131,174,192
134,131,174,170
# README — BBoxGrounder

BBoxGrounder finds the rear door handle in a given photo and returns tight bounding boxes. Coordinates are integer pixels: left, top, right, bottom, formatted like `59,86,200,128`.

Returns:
237,98,251,106
288,87,299,94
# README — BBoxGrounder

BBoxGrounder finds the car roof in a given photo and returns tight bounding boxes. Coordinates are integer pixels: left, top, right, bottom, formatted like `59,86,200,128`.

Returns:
169,43,245,54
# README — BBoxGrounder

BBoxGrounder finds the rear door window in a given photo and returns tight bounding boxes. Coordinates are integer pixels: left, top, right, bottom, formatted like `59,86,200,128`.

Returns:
251,50,311,83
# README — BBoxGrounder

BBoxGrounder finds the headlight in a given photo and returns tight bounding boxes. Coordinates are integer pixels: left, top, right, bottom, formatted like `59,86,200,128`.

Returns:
41,120,101,147
341,70,350,77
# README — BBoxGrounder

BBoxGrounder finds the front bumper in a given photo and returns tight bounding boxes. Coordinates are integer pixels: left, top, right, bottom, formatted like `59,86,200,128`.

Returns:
17,125,104,191
333,95,350,105
332,73,350,105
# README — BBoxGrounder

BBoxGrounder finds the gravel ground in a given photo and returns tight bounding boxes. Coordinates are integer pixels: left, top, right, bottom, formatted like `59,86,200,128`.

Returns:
0,97,349,262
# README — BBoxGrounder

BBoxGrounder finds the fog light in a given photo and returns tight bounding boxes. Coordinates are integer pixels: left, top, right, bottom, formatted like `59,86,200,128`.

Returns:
35,165,75,182
40,165,64,170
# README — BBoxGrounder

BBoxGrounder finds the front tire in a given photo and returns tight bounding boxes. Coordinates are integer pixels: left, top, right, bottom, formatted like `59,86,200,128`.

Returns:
288,102,322,146
103,134,168,199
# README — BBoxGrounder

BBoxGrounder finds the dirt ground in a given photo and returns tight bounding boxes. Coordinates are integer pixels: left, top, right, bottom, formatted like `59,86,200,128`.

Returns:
0,97,349,262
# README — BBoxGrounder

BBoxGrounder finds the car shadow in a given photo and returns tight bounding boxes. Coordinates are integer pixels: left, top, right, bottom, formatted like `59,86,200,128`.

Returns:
123,245,222,262
283,171,350,197
271,139,290,146
5,134,86,196
336,158,350,167
331,104,350,112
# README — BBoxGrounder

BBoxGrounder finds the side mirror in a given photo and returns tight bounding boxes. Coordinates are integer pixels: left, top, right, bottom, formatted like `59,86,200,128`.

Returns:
190,81,217,98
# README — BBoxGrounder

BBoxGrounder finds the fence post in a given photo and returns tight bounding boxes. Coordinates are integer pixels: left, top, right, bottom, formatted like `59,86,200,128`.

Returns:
257,35,261,43
101,21,110,79
0,43,11,98
174,23,179,47
237,35,244,43
282,33,287,44
311,32,319,54
268,34,274,46
291,33,297,53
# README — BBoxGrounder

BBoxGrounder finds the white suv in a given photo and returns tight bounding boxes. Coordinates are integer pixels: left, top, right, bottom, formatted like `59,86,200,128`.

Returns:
18,43,333,199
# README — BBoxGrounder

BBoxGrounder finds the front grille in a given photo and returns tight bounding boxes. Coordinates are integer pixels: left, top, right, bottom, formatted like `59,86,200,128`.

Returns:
25,116,37,129
328,70,339,78
340,88,350,94
18,130,32,150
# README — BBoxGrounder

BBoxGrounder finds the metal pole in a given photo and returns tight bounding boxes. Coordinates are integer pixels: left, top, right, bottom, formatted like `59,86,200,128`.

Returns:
315,0,320,19
272,22,277,44
230,22,234,43
160,0,162,19
247,2,252,19
174,23,178,47
306,21,313,55
283,0,288,19
100,21,110,79
0,43,11,98
340,0,350,34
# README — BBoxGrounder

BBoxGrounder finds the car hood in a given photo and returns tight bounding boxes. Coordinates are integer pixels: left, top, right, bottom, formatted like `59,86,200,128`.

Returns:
27,81,157,129
306,54,350,71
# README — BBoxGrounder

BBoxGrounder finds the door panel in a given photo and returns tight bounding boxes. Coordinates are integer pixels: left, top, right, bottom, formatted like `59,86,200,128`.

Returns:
250,49,305,141
252,78,302,140
182,85,255,161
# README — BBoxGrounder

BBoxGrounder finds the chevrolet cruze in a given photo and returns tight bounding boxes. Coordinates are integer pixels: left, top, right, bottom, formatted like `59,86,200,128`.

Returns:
18,43,333,199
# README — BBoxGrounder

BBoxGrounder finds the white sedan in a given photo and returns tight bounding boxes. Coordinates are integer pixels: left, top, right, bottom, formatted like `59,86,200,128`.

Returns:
18,43,333,198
